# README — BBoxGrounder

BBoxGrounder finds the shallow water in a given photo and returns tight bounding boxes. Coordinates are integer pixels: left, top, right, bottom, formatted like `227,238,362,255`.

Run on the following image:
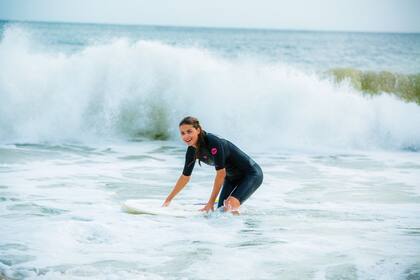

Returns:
1,19,420,280
1,142,419,280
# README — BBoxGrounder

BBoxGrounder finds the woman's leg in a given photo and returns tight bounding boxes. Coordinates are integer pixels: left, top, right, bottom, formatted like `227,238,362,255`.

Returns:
225,164,263,213
223,196,241,215
217,178,238,208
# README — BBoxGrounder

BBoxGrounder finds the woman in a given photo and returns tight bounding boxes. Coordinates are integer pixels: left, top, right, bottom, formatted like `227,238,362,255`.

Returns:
162,116,263,214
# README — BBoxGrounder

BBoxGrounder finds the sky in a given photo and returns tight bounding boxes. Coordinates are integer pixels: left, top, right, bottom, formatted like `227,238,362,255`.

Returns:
0,0,419,33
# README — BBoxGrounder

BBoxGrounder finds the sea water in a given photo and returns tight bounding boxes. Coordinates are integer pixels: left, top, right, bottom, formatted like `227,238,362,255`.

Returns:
0,20,419,280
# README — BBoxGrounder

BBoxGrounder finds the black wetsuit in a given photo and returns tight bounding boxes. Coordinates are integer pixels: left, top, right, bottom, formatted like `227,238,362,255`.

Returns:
182,131,263,208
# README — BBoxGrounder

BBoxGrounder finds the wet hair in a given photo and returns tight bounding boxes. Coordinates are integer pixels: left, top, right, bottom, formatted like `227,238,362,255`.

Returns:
179,116,205,166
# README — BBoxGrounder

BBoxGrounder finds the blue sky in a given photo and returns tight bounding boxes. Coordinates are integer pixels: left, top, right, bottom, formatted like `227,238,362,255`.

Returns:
0,0,419,32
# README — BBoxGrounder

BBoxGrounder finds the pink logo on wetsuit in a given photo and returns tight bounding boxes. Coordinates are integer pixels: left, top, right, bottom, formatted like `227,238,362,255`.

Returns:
211,148,217,155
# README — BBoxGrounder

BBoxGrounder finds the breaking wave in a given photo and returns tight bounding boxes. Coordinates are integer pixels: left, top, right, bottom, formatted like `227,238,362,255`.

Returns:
1,26,420,151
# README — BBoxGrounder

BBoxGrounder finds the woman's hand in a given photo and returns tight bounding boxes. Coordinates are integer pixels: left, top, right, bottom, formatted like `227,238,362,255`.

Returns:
162,199,171,207
163,175,190,207
200,169,224,213
199,202,214,213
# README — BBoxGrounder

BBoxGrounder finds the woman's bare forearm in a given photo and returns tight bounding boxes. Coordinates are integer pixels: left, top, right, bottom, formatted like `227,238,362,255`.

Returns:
207,169,226,204
165,175,190,202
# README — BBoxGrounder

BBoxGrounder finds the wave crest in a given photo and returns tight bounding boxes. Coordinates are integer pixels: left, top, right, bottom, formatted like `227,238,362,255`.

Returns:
1,26,420,151
330,68,420,105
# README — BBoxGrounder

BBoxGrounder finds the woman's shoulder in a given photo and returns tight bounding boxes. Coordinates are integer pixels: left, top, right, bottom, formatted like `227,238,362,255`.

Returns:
204,132,220,144
205,132,229,146
205,131,221,141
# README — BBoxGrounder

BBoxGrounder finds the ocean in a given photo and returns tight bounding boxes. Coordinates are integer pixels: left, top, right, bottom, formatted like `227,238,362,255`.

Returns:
0,20,419,280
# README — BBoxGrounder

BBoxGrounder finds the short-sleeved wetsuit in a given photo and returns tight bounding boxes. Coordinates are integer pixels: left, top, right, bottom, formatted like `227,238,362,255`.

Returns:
182,131,263,208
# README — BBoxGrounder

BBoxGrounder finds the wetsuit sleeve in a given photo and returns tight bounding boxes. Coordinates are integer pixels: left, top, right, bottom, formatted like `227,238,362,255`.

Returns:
206,134,226,171
182,146,196,176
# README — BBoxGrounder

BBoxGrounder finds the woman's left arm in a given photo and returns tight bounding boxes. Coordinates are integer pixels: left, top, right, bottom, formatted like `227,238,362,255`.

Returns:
200,168,226,212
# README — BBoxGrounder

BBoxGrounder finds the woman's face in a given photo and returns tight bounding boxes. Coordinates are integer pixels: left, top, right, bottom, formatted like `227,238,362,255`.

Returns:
179,124,201,147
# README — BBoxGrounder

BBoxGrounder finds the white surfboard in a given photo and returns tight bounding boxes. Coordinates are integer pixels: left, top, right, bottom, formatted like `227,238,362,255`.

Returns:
122,199,206,217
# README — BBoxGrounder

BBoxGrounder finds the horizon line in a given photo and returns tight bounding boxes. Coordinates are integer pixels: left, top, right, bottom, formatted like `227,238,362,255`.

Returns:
1,17,419,35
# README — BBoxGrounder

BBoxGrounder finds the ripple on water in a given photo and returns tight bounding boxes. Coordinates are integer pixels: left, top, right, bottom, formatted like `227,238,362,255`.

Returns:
147,146,184,155
14,143,101,156
106,182,167,200
80,230,112,244
46,261,162,279
310,154,386,171
405,263,420,280
36,183,69,189
118,155,166,161
0,243,28,251
0,254,36,266
322,263,358,280
0,191,21,203
70,216,93,222
228,238,287,248
398,227,420,236
6,203,69,216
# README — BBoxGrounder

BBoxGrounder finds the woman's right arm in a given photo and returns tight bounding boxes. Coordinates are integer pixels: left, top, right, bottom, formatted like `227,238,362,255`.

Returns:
162,175,190,207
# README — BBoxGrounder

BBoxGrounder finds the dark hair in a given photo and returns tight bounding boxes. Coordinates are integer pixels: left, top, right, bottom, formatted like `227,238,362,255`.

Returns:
179,116,205,165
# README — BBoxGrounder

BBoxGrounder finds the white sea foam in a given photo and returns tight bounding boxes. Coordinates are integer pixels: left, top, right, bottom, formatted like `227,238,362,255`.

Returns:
0,142,419,279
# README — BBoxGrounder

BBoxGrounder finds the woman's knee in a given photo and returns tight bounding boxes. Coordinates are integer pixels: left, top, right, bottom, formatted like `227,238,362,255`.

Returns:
223,196,240,210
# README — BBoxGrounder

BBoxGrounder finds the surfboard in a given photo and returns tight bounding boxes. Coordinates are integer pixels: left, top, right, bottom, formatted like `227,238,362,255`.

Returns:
122,199,206,217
